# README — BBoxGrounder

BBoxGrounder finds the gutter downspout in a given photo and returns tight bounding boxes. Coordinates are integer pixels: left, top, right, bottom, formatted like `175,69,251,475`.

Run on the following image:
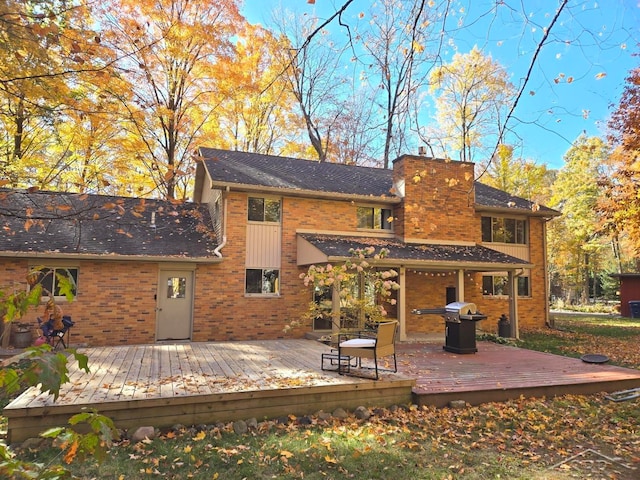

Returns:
542,218,552,328
213,188,229,258
213,236,227,258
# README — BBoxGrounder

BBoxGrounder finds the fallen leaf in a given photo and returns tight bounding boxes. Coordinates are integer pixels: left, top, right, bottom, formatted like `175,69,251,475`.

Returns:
280,450,294,459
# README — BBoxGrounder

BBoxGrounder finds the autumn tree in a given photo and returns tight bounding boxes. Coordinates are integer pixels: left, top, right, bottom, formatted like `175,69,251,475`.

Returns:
599,63,640,264
356,0,438,169
0,0,105,189
429,46,516,163
480,144,552,205
96,0,244,200
326,93,380,166
47,91,138,195
214,23,304,156
548,135,609,303
272,8,353,162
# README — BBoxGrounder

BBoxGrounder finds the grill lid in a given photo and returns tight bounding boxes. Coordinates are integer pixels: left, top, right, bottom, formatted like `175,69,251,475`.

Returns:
445,302,477,315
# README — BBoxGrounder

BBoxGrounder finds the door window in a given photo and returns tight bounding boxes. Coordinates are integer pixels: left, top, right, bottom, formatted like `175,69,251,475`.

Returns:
166,277,187,299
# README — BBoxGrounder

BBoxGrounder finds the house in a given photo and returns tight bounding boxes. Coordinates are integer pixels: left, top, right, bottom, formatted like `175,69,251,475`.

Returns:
0,191,220,345
0,150,559,347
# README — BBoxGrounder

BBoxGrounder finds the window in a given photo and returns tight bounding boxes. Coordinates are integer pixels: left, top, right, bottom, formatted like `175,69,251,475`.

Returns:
246,268,279,295
310,269,397,330
357,206,392,230
481,216,527,244
312,285,333,330
248,197,280,222
314,285,332,304
482,274,530,297
34,267,78,299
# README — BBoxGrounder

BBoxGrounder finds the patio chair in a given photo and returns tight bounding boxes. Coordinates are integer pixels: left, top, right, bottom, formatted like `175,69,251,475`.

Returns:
337,320,398,380
38,315,74,349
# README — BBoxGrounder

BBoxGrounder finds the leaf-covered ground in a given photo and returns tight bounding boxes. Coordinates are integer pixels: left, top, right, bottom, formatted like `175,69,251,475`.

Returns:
520,315,640,369
15,392,639,479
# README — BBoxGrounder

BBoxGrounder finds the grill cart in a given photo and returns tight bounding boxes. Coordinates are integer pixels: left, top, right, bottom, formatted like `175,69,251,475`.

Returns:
412,302,487,354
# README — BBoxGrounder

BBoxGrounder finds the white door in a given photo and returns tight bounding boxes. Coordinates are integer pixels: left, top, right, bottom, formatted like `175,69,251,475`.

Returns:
157,270,193,341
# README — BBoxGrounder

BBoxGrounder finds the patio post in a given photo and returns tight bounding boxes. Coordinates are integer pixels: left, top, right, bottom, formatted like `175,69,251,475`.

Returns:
398,266,406,341
331,280,341,336
508,270,520,338
456,269,465,300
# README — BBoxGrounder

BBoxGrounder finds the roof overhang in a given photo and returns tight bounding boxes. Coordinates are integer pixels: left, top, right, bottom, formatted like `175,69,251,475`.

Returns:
209,180,401,204
0,251,223,264
297,234,533,271
475,205,561,219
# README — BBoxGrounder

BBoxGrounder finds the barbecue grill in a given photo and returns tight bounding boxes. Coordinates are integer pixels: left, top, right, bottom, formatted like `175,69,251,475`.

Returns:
412,301,487,354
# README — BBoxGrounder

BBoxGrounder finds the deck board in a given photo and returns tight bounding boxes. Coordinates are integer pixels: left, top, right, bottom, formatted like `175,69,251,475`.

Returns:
202,343,237,378
126,345,148,399
185,344,212,396
88,346,127,404
4,339,640,443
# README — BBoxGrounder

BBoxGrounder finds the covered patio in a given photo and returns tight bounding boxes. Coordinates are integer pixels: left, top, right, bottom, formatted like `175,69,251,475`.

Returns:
297,234,540,339
4,338,640,443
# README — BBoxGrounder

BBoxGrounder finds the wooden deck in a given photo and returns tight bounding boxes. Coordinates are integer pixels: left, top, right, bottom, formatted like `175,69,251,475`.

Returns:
3,340,415,443
4,339,640,443
396,341,640,407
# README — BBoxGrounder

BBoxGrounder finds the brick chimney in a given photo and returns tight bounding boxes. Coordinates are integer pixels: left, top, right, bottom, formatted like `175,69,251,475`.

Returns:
392,155,477,243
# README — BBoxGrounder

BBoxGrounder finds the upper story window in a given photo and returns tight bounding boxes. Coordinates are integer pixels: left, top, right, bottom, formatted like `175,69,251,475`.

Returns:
248,197,280,222
357,206,393,230
481,216,527,244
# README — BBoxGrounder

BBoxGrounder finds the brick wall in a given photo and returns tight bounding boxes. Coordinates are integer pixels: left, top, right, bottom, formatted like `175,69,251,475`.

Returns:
0,258,158,347
392,155,478,242
405,271,457,333
191,193,359,341
466,216,550,333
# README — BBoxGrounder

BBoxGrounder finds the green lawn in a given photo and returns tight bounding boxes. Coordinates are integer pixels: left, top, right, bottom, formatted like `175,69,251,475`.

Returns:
519,313,640,368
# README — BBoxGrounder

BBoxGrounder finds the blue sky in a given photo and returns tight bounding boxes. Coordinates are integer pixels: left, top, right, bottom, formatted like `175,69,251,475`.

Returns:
242,1,640,169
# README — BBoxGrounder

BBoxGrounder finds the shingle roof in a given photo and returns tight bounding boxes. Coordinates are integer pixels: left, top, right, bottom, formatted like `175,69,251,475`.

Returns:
299,234,531,268
199,148,394,197
199,148,558,216
0,190,218,259
474,183,556,215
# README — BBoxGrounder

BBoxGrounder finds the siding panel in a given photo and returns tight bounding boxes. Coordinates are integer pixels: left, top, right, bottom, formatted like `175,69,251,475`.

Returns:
482,243,530,262
246,223,282,267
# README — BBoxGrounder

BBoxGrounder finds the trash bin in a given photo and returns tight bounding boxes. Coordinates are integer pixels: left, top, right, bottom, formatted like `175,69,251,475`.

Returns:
629,301,640,319
498,314,511,337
